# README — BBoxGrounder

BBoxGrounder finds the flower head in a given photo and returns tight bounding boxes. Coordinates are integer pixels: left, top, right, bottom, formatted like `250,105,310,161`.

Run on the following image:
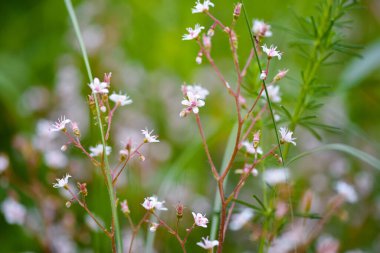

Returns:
182,24,204,40
192,212,209,228
235,164,259,177
180,91,205,117
149,222,159,232
89,144,112,157
89,77,109,94
50,116,71,132
335,181,358,203
242,141,263,155
252,20,272,37
262,85,281,103
181,85,209,100
120,200,130,214
279,127,296,146
141,128,160,143
196,236,219,249
262,44,282,60
263,168,290,185
192,0,214,14
53,174,71,188
110,92,133,106
142,196,168,211
229,208,254,231
1,198,27,225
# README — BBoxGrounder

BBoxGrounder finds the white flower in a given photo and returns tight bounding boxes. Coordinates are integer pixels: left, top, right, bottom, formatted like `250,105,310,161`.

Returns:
335,181,358,203
192,212,209,228
262,44,282,60
89,77,109,94
53,174,71,188
279,127,296,146
235,164,259,177
120,200,130,214
263,168,290,185
149,222,159,232
110,92,133,106
182,85,210,100
192,0,214,13
89,144,112,157
182,24,204,40
242,141,263,155
252,20,272,37
181,91,205,116
196,236,219,249
262,85,281,103
229,208,254,231
50,116,71,132
141,128,160,143
260,71,267,80
0,154,9,173
142,196,168,211
1,198,27,225
44,150,68,169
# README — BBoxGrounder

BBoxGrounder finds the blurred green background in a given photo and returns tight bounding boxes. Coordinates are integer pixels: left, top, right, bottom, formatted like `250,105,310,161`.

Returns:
0,0,380,252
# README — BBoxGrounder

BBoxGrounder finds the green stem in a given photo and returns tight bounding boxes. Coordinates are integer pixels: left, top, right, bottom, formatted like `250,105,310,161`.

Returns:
64,1,122,252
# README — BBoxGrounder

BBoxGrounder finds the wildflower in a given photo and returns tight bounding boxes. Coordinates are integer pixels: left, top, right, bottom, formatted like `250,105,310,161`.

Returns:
1,198,27,225
149,222,159,232
103,72,112,85
50,116,71,132
273,69,289,82
89,144,112,157
109,92,133,106
196,236,219,250
253,131,261,147
180,91,205,117
279,127,296,145
182,24,204,40
89,77,109,94
182,85,209,100
229,208,254,231
120,200,130,214
262,44,282,60
260,71,267,80
0,154,9,173
262,85,281,103
196,55,202,64
53,174,71,188
233,3,242,19
192,212,209,228
335,181,358,203
142,196,168,211
192,0,214,14
44,150,68,168
141,128,160,143
252,20,272,37
263,168,290,185
242,141,263,155
235,164,259,177
317,235,340,253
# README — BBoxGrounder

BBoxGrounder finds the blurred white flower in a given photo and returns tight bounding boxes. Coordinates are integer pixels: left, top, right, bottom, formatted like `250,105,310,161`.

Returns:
89,77,109,94
89,144,112,157
192,212,209,228
149,222,159,232
180,91,205,116
110,92,133,106
44,150,68,169
141,128,160,143
182,85,209,100
269,225,306,253
121,200,130,214
252,19,272,37
235,164,259,177
279,127,296,146
85,214,105,232
260,71,267,80
335,181,358,203
1,198,27,225
229,208,254,231
0,153,9,173
182,24,204,40
317,234,340,253
192,0,214,13
50,116,71,132
242,141,263,155
53,174,71,188
263,85,281,103
197,236,219,249
142,196,167,211
262,44,282,60
263,168,290,185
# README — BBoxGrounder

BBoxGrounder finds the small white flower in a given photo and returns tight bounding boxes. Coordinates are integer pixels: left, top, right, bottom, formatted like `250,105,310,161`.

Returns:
50,116,71,132
149,222,159,232
182,24,204,40
196,56,202,64
335,181,358,203
279,127,296,146
0,154,9,173
120,200,130,214
141,128,160,143
89,77,109,94
1,198,27,225
235,164,259,177
262,85,281,103
242,141,263,155
192,0,214,14
262,44,282,60
192,212,209,228
110,92,133,106
142,196,168,211
89,144,112,157
229,208,254,231
252,19,272,37
263,168,290,185
260,71,267,80
196,236,219,249
181,91,205,116
182,85,209,100
53,174,71,188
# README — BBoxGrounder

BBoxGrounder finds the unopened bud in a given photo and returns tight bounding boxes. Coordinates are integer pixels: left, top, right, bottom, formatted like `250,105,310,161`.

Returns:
149,222,159,232
77,182,88,197
260,71,267,80
104,72,112,85
301,190,313,213
100,106,107,113
233,3,242,20
120,200,130,214
71,121,80,137
273,69,289,82
230,30,238,49
119,149,128,160
66,201,72,208
175,203,185,219
196,52,202,64
61,145,67,152
223,26,231,34
139,154,146,162
202,34,211,50
253,131,261,148
207,28,215,37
